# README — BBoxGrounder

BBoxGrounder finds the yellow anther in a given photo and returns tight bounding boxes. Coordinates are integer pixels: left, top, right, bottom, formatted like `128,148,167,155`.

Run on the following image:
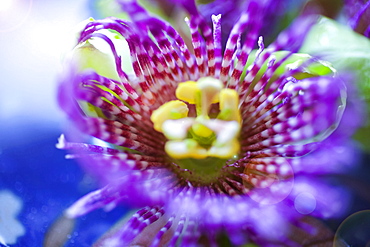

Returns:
150,77,242,160
165,139,208,159
192,122,213,138
218,88,241,123
176,81,199,104
150,100,189,132
208,139,240,158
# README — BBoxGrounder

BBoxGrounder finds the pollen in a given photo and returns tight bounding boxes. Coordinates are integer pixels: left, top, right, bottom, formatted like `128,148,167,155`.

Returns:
218,89,241,123
176,81,198,104
150,100,189,132
151,77,241,159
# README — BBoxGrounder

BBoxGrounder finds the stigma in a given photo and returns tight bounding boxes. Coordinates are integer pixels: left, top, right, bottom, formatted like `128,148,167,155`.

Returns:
151,77,241,159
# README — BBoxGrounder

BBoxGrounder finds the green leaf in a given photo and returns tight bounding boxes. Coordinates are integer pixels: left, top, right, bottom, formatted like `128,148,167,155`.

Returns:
91,0,129,19
91,0,170,21
241,50,335,87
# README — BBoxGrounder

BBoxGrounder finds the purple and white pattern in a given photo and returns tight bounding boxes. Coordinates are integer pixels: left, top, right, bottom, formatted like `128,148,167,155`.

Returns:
57,0,350,245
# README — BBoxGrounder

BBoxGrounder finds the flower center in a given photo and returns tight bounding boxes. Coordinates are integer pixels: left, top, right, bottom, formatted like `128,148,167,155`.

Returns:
151,77,241,162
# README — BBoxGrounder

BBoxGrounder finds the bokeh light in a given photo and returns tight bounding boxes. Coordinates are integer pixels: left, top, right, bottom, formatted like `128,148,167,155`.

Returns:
334,210,370,247
0,0,14,12
294,192,317,215
0,0,32,32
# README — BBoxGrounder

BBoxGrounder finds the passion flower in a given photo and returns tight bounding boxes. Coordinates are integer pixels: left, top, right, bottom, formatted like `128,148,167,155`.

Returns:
56,0,348,245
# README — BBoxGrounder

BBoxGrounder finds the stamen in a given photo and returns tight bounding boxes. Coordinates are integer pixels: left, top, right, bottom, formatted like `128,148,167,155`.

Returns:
151,77,242,161
176,81,198,104
162,118,194,140
218,89,241,122
150,100,189,132
165,139,208,159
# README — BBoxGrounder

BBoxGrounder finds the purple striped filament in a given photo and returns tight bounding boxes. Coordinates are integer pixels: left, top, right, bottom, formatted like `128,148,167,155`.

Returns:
57,0,347,245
